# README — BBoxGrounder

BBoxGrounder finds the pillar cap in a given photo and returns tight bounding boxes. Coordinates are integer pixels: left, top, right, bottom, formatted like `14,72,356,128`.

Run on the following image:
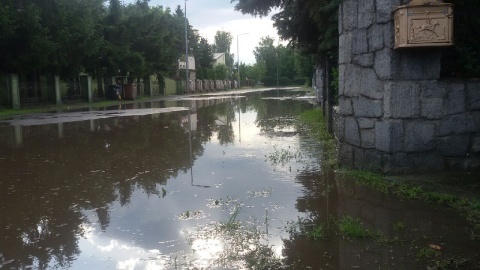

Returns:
408,0,443,5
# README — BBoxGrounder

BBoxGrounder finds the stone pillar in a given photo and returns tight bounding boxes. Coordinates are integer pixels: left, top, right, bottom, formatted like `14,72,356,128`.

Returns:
11,74,20,110
335,0,449,172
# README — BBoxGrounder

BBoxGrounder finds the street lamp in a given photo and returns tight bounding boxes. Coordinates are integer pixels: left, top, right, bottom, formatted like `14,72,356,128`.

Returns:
184,0,189,93
237,32,248,88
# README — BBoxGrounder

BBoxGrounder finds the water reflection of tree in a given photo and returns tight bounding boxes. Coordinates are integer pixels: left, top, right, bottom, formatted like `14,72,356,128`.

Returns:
0,109,220,269
251,95,313,134
215,101,237,146
282,170,341,269
0,92,317,269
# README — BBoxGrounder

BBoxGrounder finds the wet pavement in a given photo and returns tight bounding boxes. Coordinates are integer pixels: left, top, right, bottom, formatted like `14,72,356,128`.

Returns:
0,89,479,269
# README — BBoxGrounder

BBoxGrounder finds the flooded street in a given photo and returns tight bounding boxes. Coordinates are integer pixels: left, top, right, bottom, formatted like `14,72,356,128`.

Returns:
1,89,479,269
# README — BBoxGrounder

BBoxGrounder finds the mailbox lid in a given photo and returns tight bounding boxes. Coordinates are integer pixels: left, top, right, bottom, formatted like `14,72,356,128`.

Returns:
394,3,454,49
406,5,453,45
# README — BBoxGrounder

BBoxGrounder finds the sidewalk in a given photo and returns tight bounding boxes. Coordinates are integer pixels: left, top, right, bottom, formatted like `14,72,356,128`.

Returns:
0,87,296,119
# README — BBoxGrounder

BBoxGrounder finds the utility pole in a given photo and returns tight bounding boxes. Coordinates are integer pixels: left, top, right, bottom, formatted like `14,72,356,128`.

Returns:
184,0,189,93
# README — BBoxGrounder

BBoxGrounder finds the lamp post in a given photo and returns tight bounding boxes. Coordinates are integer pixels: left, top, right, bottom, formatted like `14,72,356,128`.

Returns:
237,32,248,88
184,0,189,93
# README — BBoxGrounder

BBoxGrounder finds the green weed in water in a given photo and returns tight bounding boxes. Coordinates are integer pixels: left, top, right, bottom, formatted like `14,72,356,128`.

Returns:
305,224,325,240
392,221,407,232
337,216,369,239
416,247,439,261
266,146,303,167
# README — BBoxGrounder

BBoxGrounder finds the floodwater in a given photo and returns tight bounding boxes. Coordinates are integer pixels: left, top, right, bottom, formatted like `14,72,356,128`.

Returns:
0,89,479,269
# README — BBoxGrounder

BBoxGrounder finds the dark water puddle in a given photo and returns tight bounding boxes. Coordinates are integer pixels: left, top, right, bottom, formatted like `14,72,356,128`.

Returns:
0,89,479,269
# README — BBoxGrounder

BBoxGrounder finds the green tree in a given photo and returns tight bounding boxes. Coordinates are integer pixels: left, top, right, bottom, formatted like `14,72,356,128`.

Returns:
214,64,228,80
0,2,56,73
442,0,480,78
196,38,214,80
253,37,302,86
253,36,277,85
213,31,234,78
0,0,105,76
214,31,233,54
196,38,214,70
276,44,296,85
294,51,316,85
245,61,267,82
0,0,201,87
232,0,340,55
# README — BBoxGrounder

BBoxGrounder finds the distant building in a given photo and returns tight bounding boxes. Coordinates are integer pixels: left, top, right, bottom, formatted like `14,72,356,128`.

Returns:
212,53,226,66
178,55,196,81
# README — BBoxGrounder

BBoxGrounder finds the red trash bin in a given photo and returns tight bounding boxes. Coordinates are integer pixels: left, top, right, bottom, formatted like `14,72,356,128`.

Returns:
123,83,137,100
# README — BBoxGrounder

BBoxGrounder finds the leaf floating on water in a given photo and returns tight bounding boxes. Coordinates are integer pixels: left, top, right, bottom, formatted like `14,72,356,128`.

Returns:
429,244,442,250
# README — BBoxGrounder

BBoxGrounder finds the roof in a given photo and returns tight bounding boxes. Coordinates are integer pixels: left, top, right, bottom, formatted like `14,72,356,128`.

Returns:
213,53,225,60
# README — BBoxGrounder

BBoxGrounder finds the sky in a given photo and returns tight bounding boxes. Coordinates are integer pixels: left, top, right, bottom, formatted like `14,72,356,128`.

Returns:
130,0,282,65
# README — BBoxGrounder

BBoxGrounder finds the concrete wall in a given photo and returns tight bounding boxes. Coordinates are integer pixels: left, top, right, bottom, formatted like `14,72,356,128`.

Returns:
165,78,177,95
335,0,480,172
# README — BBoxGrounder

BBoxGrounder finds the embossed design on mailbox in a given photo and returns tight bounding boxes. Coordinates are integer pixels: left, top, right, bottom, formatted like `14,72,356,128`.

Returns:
394,0,453,49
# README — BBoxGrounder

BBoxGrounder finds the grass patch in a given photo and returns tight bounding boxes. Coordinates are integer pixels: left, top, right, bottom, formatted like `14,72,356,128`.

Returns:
416,247,439,261
336,216,398,244
344,170,390,193
337,216,369,239
392,221,407,232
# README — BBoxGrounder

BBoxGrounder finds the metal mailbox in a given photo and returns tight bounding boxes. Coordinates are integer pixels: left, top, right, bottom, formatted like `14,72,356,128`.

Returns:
394,0,454,49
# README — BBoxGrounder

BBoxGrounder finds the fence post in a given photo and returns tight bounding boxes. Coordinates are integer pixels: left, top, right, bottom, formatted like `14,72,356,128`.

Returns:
55,76,62,105
11,74,20,110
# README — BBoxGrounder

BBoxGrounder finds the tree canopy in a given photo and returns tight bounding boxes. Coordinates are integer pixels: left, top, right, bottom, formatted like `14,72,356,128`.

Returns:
252,36,313,86
213,31,235,73
442,0,480,78
0,0,213,80
232,0,340,56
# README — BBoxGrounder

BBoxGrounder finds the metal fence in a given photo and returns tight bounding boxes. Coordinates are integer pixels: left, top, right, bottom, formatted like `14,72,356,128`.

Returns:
19,82,41,103
63,79,82,100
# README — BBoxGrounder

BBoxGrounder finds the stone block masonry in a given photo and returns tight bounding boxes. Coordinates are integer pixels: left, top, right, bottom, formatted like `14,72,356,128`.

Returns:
335,0,480,172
